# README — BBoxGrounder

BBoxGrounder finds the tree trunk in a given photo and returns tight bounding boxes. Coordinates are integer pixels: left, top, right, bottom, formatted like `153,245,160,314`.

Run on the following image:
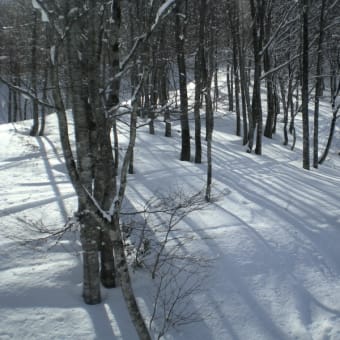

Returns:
80,216,101,305
194,0,207,164
227,64,233,112
113,216,151,340
279,77,289,145
235,0,249,145
248,0,264,154
175,0,190,161
232,28,241,136
214,48,219,112
113,91,151,339
66,4,100,303
205,88,213,202
194,53,202,163
30,9,39,136
319,106,339,164
7,86,12,123
289,76,298,150
313,0,326,168
39,58,49,136
157,26,171,138
263,5,274,139
301,0,310,170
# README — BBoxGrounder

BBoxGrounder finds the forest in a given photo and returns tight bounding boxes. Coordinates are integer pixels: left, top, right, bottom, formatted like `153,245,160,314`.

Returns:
0,0,340,339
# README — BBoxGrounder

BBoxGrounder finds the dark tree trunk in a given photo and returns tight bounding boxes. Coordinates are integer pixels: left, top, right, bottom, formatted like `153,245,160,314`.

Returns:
30,9,39,136
158,28,171,137
24,99,28,121
8,87,12,123
313,0,326,168
13,87,18,122
214,49,219,112
289,76,298,150
194,53,202,163
301,0,310,170
279,77,289,145
319,80,340,164
272,81,279,134
175,0,190,161
227,64,233,112
39,57,49,136
263,5,274,139
248,0,264,154
319,106,339,164
234,0,250,145
194,0,207,164
231,24,241,137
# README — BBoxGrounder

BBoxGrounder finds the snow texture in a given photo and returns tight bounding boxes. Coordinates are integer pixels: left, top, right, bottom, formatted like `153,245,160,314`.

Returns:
0,73,340,339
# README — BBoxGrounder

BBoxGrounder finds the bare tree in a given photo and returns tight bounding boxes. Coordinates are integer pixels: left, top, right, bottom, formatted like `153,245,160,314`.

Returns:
301,0,310,170
175,0,191,161
313,0,327,168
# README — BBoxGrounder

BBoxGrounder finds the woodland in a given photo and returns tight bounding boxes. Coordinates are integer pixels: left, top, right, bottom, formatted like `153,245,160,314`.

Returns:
0,0,340,339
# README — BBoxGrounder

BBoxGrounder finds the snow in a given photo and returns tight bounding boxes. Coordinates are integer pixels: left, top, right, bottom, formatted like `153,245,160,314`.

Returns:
50,45,56,65
1,77,340,339
32,0,49,23
151,0,176,31
67,7,79,17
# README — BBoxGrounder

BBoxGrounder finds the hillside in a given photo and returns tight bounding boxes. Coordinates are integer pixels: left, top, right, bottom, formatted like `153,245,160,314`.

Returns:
1,97,340,339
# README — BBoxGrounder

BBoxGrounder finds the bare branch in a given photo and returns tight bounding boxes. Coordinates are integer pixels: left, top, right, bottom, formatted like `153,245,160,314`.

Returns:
0,76,55,109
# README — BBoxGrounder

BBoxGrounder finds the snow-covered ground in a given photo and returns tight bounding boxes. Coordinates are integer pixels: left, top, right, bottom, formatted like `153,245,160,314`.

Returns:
1,90,340,339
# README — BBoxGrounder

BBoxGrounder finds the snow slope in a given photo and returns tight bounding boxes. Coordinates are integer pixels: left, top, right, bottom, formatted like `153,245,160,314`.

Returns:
1,94,340,339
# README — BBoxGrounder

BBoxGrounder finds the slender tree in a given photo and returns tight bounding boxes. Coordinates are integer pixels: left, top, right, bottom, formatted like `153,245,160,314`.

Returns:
175,0,191,161
313,0,326,168
193,0,207,163
301,0,310,170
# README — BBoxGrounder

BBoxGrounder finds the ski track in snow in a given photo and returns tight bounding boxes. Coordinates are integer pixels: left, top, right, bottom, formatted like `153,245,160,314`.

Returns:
0,89,340,339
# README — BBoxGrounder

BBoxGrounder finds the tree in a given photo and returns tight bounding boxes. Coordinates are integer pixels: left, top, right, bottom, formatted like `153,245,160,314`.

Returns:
301,0,310,170
263,1,275,139
175,0,191,161
193,0,207,163
248,0,264,155
319,81,340,164
31,0,177,338
29,8,39,136
313,0,326,168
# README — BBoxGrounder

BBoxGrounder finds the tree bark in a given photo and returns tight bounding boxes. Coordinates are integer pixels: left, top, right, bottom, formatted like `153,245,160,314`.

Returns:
313,0,326,168
175,0,190,161
231,24,241,136
319,106,339,164
30,9,39,136
235,0,249,145
301,0,310,170
263,5,274,139
248,0,264,154
194,0,207,164
194,53,202,163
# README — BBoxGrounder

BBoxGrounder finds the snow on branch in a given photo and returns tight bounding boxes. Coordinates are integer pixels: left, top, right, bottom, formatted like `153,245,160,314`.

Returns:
0,76,55,109
119,0,175,75
151,0,176,31
259,2,298,57
32,0,49,22
260,53,300,80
